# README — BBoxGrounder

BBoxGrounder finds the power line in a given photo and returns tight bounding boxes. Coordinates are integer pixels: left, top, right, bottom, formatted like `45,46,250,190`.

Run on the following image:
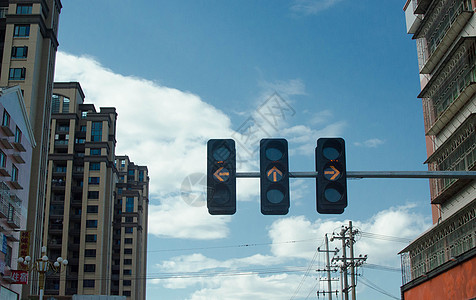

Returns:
359,231,412,243
148,238,320,253
358,275,399,300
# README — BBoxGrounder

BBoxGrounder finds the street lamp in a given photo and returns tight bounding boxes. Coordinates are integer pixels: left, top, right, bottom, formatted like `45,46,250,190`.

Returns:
18,246,68,300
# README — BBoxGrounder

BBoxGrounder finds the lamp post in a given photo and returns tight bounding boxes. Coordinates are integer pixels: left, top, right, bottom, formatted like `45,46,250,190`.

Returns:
18,246,68,300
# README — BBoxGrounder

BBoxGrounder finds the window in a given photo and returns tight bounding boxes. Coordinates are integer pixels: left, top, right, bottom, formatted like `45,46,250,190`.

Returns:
124,248,132,255
123,259,132,265
139,170,144,181
125,217,133,223
84,249,96,257
128,169,134,176
123,291,131,297
14,127,21,143
0,150,6,168
89,162,100,171
124,238,133,244
125,197,134,212
123,269,132,275
80,125,87,132
85,234,97,242
13,25,30,37
83,280,95,288
87,205,98,213
11,165,18,182
2,110,10,127
88,177,100,185
125,227,133,234
5,246,12,267
84,264,95,272
52,94,60,113
88,191,99,199
62,97,70,113
123,280,131,286
9,67,26,80
81,111,87,118
91,121,102,141
16,4,32,14
11,46,28,59
90,148,101,155
86,220,97,228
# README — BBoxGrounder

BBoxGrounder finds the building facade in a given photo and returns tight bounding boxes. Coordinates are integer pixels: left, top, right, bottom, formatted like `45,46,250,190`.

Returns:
0,85,34,299
0,1,62,297
401,0,476,299
112,156,148,299
42,82,148,300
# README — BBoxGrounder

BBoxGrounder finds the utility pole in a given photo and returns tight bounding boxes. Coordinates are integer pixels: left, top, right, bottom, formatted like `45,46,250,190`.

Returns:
317,234,338,299
331,222,368,300
349,221,356,300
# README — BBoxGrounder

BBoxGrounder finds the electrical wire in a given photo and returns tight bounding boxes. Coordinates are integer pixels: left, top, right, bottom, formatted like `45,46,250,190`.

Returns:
358,275,400,300
148,238,320,253
289,243,321,300
359,231,412,243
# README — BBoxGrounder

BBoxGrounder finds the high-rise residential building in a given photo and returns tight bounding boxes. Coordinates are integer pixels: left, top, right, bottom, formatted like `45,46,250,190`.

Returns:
112,156,148,299
0,0,62,297
0,85,35,299
43,82,148,300
44,82,117,296
401,1,476,299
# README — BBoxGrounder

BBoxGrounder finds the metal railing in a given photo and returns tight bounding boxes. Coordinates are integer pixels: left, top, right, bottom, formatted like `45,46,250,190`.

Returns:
400,201,475,285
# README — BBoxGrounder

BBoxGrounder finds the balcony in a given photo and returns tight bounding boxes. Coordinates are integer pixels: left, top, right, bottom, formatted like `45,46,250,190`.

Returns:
425,115,476,204
415,0,473,74
400,200,475,285
11,153,25,164
7,206,21,228
412,0,432,14
419,38,476,135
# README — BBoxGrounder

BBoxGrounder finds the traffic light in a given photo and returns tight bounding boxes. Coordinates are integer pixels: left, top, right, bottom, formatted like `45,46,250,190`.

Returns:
260,138,289,215
316,138,347,214
207,139,236,215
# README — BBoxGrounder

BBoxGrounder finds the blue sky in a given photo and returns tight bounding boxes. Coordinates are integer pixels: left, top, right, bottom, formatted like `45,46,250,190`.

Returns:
55,1,432,299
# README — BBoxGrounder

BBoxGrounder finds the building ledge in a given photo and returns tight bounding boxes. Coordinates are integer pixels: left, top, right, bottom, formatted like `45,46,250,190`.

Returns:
8,181,22,190
420,11,473,74
0,168,10,177
12,154,25,164
414,0,432,14
12,142,26,152
0,138,13,149
0,126,14,137
426,83,476,136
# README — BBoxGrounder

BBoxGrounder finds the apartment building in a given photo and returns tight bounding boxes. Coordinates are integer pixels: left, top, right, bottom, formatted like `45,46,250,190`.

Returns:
0,1,62,297
0,85,34,299
43,82,148,300
401,0,476,299
112,156,148,299
44,82,117,296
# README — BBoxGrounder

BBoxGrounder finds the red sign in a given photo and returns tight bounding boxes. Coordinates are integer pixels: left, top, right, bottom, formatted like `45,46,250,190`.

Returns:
19,231,30,259
10,270,28,284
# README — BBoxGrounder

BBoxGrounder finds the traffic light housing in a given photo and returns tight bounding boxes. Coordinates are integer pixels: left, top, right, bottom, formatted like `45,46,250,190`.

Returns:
316,138,347,214
260,138,289,215
207,139,236,215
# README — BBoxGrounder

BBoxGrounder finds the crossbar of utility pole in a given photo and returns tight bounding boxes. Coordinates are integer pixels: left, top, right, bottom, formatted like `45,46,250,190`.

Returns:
236,171,476,179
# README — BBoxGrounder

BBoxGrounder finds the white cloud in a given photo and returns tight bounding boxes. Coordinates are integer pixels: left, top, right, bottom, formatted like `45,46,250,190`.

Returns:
54,52,346,240
149,205,430,298
291,0,344,15
354,138,385,148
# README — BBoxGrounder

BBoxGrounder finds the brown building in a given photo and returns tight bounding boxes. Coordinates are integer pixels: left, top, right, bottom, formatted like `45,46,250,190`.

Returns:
43,82,148,299
0,0,62,298
401,1,476,299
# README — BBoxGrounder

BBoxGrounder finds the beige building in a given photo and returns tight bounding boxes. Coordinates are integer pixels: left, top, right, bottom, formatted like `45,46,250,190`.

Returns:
112,156,148,299
42,82,148,299
401,0,476,299
0,0,62,298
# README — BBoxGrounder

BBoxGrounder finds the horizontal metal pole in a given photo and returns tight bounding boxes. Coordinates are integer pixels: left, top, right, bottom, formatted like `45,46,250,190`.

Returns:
236,171,476,179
